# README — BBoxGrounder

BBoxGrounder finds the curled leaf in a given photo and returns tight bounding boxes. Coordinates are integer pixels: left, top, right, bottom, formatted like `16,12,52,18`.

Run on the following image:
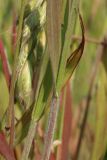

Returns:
63,13,85,87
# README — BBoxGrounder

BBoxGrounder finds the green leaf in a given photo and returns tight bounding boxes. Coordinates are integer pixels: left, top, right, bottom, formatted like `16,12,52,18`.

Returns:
32,61,53,121
46,0,61,83
15,107,32,144
15,49,49,144
62,0,67,22
56,0,79,93
20,62,53,160
34,47,49,102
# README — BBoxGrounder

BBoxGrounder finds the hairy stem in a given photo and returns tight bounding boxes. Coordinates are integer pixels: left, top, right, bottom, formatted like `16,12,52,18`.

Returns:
42,94,59,160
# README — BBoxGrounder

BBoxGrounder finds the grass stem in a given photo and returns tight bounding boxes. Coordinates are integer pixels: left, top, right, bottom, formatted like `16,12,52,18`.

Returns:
42,94,59,160
7,0,27,147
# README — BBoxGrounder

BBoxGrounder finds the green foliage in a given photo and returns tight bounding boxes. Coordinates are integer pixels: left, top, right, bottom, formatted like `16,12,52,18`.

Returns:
0,0,107,160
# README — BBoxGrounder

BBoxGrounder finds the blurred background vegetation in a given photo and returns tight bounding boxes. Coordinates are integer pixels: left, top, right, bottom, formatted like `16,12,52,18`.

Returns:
0,0,107,160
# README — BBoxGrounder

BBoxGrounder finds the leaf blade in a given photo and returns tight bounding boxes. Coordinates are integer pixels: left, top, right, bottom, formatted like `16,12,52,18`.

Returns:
56,0,80,93
46,0,61,82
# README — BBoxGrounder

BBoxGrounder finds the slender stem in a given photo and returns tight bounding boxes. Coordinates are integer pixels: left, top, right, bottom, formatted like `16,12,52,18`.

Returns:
7,0,27,147
74,40,105,160
42,94,59,160
60,82,72,160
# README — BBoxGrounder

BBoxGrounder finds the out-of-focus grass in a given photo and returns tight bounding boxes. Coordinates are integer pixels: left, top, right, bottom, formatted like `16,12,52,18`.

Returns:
71,0,107,159
72,0,107,125
73,0,107,104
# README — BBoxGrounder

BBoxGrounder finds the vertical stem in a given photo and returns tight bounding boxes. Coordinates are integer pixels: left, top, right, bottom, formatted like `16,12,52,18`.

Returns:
0,38,11,90
42,94,59,160
60,82,72,160
7,0,27,147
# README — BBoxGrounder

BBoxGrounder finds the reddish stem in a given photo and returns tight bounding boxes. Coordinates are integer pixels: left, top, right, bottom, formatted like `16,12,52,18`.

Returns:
50,153,56,160
0,38,11,89
59,81,72,160
0,132,15,160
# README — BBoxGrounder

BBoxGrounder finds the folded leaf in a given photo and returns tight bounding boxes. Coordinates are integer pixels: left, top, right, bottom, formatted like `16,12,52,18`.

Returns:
63,13,85,87
56,0,79,93
15,48,49,145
